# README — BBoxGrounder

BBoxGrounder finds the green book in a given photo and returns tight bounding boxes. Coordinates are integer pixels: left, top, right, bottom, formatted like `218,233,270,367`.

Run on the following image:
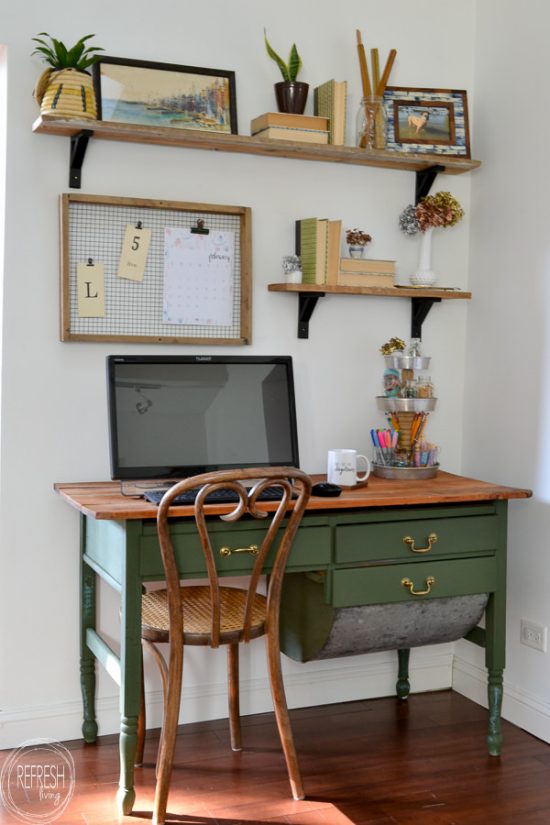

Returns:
296,218,328,284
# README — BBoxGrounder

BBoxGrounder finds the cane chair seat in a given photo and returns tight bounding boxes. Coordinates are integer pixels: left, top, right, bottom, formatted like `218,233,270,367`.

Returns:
142,585,267,644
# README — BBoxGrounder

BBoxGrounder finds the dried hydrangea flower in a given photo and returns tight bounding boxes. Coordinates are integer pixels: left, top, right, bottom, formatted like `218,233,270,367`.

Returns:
399,204,420,236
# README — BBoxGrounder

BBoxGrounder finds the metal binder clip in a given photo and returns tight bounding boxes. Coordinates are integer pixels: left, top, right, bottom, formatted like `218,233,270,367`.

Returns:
136,221,143,229
190,218,209,235
87,258,94,266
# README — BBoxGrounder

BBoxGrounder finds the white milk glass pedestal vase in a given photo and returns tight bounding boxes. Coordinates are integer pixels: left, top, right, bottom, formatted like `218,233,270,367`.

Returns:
410,227,436,287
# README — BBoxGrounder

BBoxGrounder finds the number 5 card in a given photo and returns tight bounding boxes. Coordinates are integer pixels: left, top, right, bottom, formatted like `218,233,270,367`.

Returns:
117,224,152,281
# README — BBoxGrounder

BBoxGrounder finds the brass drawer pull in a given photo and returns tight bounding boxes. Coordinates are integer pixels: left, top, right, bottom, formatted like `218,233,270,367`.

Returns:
401,575,436,596
403,532,438,553
219,544,258,557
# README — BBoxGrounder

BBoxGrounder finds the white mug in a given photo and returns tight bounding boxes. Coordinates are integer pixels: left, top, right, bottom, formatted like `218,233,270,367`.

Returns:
327,449,371,486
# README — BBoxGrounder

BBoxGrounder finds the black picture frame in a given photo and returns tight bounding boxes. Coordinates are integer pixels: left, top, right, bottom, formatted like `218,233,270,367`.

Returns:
93,56,238,134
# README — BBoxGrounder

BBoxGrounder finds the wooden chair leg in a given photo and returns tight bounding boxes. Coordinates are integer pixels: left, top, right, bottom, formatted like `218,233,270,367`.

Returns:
143,640,169,777
152,645,183,825
135,653,146,766
265,632,304,800
227,643,242,751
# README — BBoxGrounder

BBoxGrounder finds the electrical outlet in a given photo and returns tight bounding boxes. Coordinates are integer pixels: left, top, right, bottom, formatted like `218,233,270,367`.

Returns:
520,619,547,652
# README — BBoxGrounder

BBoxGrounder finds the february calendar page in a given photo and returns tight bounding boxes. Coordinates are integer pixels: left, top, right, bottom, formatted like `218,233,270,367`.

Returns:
163,227,234,326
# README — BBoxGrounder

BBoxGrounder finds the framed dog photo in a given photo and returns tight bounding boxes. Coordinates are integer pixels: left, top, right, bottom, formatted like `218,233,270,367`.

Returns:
93,56,238,134
382,87,470,157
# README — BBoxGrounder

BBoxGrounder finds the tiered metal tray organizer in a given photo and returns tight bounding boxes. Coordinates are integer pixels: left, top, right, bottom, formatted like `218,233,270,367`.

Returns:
374,353,439,479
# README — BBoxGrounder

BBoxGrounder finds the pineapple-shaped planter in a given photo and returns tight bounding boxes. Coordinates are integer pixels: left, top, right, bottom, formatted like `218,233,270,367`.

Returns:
32,33,103,120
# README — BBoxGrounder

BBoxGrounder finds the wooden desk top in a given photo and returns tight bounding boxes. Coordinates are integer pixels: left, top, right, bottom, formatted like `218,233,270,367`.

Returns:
54,472,531,521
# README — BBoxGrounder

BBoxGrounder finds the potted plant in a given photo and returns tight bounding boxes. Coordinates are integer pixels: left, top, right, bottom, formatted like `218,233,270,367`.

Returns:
32,32,104,120
399,191,464,286
345,228,372,258
264,29,308,114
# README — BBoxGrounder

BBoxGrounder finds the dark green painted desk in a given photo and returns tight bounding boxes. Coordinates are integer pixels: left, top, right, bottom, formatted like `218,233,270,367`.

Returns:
55,472,530,816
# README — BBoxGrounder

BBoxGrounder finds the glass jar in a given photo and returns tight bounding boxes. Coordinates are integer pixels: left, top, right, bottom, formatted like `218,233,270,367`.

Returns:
356,96,387,150
402,378,417,398
408,338,422,357
416,375,434,398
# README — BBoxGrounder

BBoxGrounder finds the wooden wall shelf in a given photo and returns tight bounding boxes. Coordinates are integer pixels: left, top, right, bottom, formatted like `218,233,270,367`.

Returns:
32,115,481,189
267,283,472,339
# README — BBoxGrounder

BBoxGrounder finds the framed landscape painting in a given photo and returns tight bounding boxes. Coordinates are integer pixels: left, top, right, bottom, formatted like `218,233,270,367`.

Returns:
382,87,470,157
93,56,238,134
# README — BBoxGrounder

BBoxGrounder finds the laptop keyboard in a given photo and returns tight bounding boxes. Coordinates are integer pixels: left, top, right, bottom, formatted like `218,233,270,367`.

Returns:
144,485,294,506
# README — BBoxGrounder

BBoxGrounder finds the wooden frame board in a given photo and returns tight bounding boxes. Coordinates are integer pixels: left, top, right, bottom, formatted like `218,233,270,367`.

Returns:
59,193,251,344
382,87,470,158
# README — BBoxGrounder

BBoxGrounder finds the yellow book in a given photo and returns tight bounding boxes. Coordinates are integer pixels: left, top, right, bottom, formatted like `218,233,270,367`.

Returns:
340,257,396,274
337,271,395,287
253,126,329,144
251,111,329,133
314,80,347,145
326,220,342,285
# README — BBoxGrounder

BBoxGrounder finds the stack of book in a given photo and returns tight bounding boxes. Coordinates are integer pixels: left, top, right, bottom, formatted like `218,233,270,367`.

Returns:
295,218,342,284
250,112,329,144
313,79,347,145
337,257,396,288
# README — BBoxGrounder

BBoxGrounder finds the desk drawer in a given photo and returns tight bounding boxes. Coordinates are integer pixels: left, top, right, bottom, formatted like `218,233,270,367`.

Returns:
140,522,330,578
335,515,498,564
331,556,497,607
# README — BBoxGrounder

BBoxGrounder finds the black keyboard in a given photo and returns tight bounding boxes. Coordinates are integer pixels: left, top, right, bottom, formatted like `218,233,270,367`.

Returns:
144,485,294,506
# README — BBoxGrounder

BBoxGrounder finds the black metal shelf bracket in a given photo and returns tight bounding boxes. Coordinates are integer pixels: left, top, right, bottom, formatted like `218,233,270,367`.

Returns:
69,129,93,189
298,292,324,338
411,296,441,339
415,164,445,204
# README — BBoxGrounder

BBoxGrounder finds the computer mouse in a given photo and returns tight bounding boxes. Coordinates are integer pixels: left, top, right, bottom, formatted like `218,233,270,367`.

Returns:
312,482,342,497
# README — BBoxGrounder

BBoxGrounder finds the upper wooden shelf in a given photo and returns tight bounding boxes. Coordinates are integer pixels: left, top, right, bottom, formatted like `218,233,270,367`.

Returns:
32,115,481,187
268,283,472,299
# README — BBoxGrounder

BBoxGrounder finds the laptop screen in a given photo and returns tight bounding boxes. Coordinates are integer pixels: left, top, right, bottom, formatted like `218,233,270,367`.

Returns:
106,355,300,480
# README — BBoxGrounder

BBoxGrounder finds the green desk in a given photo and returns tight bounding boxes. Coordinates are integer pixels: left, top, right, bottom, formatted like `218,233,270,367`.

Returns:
55,472,530,816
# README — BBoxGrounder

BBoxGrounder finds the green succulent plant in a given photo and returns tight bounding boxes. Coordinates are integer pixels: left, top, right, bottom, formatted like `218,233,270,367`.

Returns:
264,29,302,82
31,32,104,74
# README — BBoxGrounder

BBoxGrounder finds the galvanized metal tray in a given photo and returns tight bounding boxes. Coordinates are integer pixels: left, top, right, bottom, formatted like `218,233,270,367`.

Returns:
372,463,439,480
376,396,437,412
384,355,431,370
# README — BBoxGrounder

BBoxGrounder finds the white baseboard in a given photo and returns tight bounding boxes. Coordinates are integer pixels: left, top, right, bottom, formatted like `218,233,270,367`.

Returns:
0,648,453,749
452,653,550,744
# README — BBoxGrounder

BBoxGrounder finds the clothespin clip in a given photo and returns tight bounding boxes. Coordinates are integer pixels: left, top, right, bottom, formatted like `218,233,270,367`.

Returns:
190,218,209,235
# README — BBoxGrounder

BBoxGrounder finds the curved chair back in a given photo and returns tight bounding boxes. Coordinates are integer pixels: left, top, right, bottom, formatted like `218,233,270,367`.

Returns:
156,467,312,650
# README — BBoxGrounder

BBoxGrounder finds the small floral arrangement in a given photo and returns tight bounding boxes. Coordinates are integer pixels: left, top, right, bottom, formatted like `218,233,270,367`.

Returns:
399,192,464,236
346,228,372,246
380,336,406,355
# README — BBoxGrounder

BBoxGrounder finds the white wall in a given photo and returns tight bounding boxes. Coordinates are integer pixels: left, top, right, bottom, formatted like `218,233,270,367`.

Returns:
455,0,550,741
0,0,478,748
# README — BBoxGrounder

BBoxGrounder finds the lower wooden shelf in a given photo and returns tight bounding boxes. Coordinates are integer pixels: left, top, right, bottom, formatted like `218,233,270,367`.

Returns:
267,282,472,339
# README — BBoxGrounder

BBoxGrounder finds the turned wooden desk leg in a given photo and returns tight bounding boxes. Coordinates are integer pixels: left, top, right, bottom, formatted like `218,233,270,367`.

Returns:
485,500,507,756
396,648,411,699
117,716,138,816
117,525,144,817
487,668,504,756
80,522,98,743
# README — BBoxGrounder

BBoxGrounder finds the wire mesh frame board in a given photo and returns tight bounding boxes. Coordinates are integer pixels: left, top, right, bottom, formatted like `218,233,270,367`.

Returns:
59,193,252,344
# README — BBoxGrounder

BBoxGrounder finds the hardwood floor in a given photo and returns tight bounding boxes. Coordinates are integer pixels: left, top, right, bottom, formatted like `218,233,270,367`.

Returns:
1,690,549,824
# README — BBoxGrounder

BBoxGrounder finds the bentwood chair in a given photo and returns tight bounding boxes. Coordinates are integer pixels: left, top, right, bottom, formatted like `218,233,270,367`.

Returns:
140,467,312,825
